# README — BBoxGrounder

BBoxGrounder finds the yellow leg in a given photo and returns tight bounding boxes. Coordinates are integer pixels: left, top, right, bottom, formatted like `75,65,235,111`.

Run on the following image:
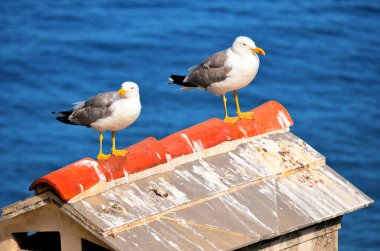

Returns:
222,94,238,123
111,131,128,157
234,90,254,120
97,133,111,160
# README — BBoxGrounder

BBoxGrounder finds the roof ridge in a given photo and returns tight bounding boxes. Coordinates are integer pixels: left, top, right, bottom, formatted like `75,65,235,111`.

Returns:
29,100,294,201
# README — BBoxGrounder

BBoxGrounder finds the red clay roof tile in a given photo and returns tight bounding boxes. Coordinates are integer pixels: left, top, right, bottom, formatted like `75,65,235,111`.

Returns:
29,158,102,201
107,136,168,175
160,118,232,159
29,101,293,201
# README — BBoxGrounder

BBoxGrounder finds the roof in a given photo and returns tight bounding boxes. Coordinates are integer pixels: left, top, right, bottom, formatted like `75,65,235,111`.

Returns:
29,100,294,201
2,101,373,251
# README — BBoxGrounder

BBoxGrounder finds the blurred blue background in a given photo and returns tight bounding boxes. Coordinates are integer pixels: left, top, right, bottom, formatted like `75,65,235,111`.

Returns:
0,0,379,249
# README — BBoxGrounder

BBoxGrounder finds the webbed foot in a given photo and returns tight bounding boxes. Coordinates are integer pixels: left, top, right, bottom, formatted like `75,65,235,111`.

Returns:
112,149,128,157
97,153,111,161
237,111,254,120
223,116,239,124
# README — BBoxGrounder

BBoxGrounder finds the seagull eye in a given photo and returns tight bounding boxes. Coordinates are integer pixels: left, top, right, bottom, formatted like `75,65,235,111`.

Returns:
242,43,246,46
131,87,134,90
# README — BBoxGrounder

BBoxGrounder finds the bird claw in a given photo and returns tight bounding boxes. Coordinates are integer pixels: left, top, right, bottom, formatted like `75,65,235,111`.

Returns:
97,153,111,161
112,149,128,157
237,111,255,120
223,116,239,124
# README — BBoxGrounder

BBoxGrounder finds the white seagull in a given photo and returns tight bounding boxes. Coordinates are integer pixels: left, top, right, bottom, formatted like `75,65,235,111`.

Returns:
169,36,265,123
53,82,141,160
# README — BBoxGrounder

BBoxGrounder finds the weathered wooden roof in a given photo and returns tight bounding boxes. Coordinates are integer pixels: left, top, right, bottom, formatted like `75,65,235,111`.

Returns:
1,101,373,251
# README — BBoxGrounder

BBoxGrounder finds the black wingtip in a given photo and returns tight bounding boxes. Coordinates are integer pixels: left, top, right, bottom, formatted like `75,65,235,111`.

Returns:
53,109,76,125
52,110,73,115
168,75,197,87
55,115,76,125
169,75,186,84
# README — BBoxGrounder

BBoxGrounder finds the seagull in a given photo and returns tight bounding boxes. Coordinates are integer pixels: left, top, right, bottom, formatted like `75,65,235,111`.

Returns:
53,82,141,160
169,36,265,123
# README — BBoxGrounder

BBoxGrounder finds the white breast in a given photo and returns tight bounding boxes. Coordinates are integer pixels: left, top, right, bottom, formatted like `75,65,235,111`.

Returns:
90,98,141,132
208,50,260,96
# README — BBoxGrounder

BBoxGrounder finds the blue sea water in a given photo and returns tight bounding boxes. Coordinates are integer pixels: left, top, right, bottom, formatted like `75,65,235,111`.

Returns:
0,0,379,249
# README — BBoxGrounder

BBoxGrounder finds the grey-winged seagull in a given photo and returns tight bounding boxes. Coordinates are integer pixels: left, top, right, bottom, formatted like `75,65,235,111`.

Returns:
53,82,141,160
169,36,265,123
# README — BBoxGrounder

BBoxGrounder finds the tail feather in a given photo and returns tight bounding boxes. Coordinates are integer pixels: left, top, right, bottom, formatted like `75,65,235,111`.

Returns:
55,115,76,125
169,75,197,87
52,110,77,125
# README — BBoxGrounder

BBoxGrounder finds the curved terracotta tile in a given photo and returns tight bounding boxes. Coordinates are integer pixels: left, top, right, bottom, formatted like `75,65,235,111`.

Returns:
160,118,232,159
29,158,101,201
101,137,168,175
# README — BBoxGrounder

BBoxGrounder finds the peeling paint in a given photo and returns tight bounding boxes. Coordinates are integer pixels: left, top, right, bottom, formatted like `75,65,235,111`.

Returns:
157,178,189,204
228,151,266,177
74,159,98,168
258,184,275,203
150,229,162,241
156,219,205,251
117,235,127,242
179,219,219,250
174,169,192,182
123,169,129,179
181,133,196,153
276,169,357,221
180,134,204,154
192,140,204,152
147,225,181,250
165,153,172,162
167,240,181,250
237,125,248,138
277,111,292,128
223,195,273,232
156,153,162,160
174,168,211,190
91,162,107,182
219,198,261,236
192,160,229,191
114,185,157,216
78,184,84,193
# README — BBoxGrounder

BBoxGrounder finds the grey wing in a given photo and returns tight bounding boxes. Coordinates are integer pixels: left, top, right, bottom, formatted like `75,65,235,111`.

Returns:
203,50,229,68
185,50,231,88
69,92,116,126
84,92,117,107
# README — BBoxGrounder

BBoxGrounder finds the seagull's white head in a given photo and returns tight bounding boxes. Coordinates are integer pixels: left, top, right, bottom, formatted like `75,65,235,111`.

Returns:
117,81,140,99
232,36,265,56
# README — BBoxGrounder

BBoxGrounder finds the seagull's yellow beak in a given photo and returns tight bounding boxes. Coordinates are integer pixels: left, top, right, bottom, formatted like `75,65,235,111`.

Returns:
117,88,127,95
252,47,265,56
